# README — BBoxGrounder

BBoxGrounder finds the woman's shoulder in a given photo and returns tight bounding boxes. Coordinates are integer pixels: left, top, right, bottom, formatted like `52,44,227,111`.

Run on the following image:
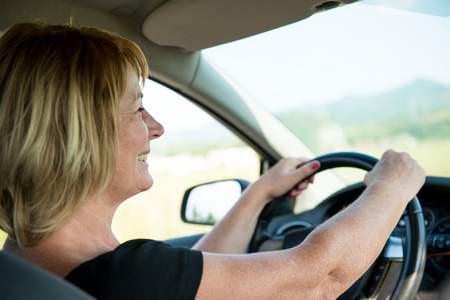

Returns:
66,239,203,300
102,238,203,263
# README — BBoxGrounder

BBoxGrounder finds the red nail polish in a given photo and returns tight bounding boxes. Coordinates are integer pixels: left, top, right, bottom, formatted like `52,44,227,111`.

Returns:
311,161,320,170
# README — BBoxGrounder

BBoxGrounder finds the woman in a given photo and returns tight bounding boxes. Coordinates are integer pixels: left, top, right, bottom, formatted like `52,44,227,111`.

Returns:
0,22,426,299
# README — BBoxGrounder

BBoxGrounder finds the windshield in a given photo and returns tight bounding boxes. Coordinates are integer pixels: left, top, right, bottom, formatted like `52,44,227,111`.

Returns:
203,0,450,177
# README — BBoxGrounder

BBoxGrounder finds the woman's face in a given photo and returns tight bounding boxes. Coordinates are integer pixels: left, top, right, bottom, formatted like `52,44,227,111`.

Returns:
112,63,164,200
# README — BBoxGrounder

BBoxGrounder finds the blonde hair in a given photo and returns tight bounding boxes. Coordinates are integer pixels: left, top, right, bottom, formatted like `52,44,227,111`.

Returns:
0,22,148,247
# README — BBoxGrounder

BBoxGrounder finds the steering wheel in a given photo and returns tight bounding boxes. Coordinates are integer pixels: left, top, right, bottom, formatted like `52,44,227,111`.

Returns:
251,152,426,299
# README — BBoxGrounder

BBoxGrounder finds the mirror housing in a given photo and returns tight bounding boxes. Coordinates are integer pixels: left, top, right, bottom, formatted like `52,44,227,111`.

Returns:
181,179,250,225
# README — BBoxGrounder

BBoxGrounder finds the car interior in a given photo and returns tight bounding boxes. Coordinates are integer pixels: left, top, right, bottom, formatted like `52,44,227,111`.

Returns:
1,0,450,299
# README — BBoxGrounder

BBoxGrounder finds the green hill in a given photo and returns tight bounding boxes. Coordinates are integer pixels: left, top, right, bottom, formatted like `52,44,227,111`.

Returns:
327,80,450,126
277,80,450,151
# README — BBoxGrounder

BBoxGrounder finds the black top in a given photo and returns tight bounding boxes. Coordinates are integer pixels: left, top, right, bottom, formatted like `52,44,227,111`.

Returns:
66,239,203,300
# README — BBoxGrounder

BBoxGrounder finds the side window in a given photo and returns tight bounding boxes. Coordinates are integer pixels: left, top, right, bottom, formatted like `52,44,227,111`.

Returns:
112,80,260,242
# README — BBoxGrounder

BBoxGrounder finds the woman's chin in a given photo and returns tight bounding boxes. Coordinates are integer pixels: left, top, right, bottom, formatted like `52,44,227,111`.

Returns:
137,172,154,192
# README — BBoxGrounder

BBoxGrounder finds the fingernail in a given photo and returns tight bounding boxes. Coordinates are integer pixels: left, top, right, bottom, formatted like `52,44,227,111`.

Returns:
311,161,320,170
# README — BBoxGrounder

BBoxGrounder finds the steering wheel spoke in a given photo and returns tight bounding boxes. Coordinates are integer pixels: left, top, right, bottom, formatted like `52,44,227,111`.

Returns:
383,236,403,262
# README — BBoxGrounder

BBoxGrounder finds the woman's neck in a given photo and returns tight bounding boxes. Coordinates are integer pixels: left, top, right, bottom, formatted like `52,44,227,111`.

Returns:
3,198,121,277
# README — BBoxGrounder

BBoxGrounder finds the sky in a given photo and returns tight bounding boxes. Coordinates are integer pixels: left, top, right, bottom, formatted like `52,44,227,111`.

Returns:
202,1,450,111
145,1,450,132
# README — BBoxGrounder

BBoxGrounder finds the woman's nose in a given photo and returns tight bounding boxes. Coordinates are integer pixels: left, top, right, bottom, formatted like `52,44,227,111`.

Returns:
145,112,164,139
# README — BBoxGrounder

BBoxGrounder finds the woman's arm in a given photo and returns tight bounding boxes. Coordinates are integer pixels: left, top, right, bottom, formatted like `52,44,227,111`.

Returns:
192,158,319,254
196,150,426,299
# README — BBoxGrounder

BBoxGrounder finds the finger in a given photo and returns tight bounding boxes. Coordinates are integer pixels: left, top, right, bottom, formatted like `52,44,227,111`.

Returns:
289,160,320,197
289,181,310,198
296,181,309,191
296,175,316,187
286,157,310,172
289,189,300,199
295,160,320,178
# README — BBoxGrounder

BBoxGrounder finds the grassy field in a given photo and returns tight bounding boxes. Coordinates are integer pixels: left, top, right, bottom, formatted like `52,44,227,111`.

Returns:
326,138,450,186
351,138,450,177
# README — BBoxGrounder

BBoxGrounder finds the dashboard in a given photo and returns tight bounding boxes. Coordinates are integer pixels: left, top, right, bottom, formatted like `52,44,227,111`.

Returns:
393,181,450,279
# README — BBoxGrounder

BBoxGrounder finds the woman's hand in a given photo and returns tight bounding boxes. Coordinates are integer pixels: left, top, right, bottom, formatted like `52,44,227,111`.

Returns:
248,157,320,205
364,149,426,204
193,157,320,254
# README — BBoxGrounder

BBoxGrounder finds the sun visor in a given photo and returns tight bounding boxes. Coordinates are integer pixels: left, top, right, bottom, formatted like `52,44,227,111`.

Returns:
142,0,358,51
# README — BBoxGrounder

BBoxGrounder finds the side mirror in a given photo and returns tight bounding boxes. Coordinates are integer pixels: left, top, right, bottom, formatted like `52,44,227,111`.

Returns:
181,179,250,225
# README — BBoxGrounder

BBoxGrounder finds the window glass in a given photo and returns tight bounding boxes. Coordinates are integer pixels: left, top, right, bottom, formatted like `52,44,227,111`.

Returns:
112,80,260,242
203,1,450,180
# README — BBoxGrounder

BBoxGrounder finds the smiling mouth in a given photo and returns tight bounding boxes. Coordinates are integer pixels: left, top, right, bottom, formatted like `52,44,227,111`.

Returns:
138,154,148,162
